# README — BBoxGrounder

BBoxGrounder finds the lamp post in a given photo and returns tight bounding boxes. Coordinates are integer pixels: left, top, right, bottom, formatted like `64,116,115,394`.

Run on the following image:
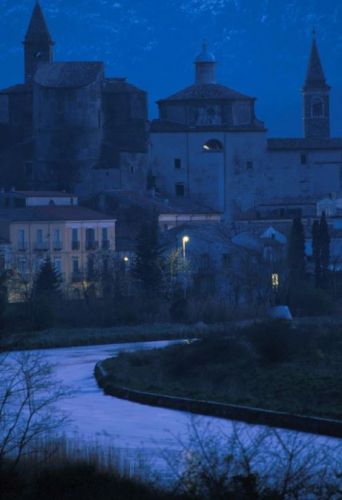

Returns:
182,235,190,260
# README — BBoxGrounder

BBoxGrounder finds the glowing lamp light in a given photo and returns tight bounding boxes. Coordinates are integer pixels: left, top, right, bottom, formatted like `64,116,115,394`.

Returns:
123,256,129,263
182,235,190,259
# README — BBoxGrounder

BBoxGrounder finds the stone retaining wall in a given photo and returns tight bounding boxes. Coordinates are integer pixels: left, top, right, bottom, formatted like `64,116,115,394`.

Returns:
95,362,342,439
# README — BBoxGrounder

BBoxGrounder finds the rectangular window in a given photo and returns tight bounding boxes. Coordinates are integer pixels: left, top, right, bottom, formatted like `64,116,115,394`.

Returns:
72,256,79,274
54,258,62,274
53,228,62,250
18,229,26,251
300,153,307,165
87,256,95,279
246,161,253,170
34,258,43,272
272,273,279,289
86,228,96,250
72,228,79,250
36,229,43,243
54,229,61,242
18,258,28,276
175,183,185,197
174,158,181,169
222,253,231,268
102,227,110,250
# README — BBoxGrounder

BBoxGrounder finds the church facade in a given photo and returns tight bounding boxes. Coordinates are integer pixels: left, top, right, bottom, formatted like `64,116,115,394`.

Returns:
0,2,148,195
150,37,342,221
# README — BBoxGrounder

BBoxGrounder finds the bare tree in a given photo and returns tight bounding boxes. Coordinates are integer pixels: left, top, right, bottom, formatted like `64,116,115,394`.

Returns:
164,418,342,499
0,352,69,471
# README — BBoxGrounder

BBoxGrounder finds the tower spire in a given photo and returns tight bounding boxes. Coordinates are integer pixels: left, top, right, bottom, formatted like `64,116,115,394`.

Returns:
25,1,53,44
23,1,54,84
302,31,330,139
303,30,329,91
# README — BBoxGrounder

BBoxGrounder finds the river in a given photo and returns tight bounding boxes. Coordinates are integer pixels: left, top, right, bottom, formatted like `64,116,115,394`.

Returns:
11,340,342,479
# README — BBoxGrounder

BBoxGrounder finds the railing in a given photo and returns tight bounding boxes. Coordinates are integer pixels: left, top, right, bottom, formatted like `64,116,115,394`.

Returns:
34,242,49,251
53,242,63,251
17,242,28,252
72,241,80,251
86,241,98,251
71,272,82,283
102,240,110,250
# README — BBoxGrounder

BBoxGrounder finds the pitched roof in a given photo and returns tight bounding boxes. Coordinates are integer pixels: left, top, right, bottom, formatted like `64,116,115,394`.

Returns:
35,62,104,88
303,34,329,91
0,84,32,95
0,206,115,222
159,83,253,102
104,78,145,94
24,1,53,43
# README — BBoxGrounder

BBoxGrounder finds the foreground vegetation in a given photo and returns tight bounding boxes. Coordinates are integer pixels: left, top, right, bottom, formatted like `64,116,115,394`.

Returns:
100,320,342,420
1,425,341,500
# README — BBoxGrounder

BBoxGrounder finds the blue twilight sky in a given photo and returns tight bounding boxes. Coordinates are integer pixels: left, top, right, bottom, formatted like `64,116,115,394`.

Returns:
1,0,342,137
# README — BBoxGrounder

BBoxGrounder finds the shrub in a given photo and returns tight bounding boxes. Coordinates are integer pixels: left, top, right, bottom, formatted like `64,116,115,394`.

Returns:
246,320,296,364
289,284,334,316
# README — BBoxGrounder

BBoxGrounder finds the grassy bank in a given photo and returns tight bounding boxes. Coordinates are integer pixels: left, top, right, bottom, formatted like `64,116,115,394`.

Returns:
0,323,214,352
100,321,342,421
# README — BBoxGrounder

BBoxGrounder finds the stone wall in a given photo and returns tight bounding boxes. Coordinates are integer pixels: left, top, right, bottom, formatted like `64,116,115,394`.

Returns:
95,362,342,438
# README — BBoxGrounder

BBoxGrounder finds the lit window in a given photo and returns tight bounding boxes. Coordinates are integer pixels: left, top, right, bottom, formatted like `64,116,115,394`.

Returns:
202,139,223,152
272,273,279,289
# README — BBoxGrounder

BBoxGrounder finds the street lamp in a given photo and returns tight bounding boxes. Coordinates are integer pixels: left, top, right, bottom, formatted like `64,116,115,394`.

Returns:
123,256,129,263
182,235,190,260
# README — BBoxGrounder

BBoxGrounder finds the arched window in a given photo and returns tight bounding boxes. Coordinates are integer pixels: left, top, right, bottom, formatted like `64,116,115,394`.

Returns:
312,98,324,118
202,139,223,152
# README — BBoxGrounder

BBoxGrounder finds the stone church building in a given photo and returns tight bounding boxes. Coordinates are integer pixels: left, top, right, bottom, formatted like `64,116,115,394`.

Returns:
150,36,342,220
0,2,342,223
0,1,148,195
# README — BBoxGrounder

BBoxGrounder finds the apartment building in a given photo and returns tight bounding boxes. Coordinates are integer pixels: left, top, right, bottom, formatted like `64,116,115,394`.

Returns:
0,194,116,299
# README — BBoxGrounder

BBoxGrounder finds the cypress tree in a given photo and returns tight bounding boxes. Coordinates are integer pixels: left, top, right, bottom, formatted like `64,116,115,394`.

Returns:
132,215,162,293
312,213,330,288
319,212,330,279
312,219,321,287
287,217,306,283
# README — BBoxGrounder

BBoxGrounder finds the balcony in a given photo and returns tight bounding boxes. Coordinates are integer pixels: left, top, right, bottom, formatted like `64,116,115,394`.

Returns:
86,241,98,251
102,240,110,250
53,242,63,251
71,272,83,283
17,242,28,252
34,242,49,252
72,241,80,251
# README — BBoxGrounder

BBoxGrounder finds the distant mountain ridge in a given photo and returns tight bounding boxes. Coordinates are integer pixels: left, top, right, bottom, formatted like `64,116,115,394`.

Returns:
0,0,341,136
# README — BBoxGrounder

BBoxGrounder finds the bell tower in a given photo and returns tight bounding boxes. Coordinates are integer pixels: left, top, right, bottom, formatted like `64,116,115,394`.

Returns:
302,30,330,138
23,1,54,84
